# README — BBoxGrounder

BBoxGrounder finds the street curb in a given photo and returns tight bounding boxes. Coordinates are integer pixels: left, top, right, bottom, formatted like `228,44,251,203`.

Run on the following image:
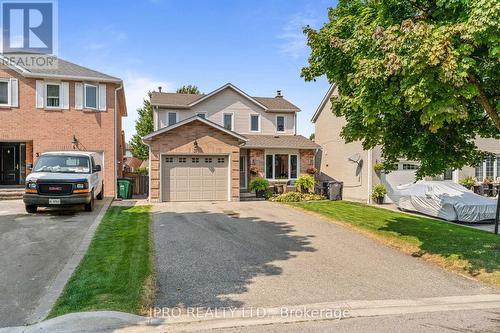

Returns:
27,198,113,324
6,294,500,333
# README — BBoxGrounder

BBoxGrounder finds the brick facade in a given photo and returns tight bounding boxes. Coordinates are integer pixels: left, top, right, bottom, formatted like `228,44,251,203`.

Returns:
248,149,265,180
147,120,242,202
0,67,125,196
300,149,315,175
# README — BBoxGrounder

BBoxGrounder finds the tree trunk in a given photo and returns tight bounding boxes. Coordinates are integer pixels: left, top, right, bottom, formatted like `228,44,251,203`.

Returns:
473,81,500,132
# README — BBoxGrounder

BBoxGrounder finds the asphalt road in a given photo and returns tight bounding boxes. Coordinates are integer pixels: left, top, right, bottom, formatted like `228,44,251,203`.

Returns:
0,199,104,328
153,201,496,310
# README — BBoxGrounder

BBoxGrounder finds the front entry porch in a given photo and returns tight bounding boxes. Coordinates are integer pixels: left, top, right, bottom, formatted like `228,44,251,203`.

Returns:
0,142,28,186
240,148,316,195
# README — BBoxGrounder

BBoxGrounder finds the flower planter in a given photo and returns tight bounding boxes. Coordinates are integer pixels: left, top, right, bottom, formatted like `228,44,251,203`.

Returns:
375,196,384,204
255,189,265,198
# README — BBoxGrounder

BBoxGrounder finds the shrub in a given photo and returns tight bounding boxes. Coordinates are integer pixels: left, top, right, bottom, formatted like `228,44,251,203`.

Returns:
371,184,387,199
373,162,384,172
249,177,269,192
263,189,274,200
459,176,476,189
136,166,148,175
302,193,325,201
271,191,325,202
272,191,304,202
295,175,315,193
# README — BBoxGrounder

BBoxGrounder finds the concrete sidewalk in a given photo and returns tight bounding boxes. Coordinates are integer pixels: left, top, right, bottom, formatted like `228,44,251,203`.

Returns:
1,294,499,333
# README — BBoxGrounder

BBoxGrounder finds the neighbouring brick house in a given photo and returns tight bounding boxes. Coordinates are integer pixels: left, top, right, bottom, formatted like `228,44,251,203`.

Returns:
142,83,319,202
0,57,127,197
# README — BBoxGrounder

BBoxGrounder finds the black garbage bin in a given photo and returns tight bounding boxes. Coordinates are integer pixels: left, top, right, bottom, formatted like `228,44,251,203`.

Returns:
324,181,343,200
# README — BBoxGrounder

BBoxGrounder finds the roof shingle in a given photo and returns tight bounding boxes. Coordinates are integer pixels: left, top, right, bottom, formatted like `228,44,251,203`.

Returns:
150,85,300,112
242,135,320,149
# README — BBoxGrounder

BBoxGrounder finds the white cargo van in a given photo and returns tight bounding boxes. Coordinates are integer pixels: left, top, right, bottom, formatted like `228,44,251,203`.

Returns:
23,151,104,213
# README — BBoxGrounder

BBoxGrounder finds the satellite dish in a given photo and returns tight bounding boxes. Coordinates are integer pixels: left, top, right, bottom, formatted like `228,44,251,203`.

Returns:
348,153,361,164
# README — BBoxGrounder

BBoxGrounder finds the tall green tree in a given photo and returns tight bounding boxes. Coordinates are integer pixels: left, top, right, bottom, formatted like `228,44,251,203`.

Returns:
302,0,499,177
176,85,201,94
129,96,153,161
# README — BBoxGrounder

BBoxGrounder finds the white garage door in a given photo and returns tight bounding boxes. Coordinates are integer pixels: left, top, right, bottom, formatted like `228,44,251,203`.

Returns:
161,155,228,202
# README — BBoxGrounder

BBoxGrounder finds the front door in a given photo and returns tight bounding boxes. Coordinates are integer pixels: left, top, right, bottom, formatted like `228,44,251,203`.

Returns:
239,155,247,189
0,145,19,185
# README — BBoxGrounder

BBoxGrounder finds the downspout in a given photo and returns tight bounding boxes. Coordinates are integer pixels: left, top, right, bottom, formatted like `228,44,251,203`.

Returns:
367,148,373,204
114,84,123,199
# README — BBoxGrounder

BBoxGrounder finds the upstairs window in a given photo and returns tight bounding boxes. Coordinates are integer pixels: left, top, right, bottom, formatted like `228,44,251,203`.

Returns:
223,113,233,130
167,112,177,126
0,80,8,105
84,84,98,109
250,114,260,132
276,116,285,132
46,83,60,108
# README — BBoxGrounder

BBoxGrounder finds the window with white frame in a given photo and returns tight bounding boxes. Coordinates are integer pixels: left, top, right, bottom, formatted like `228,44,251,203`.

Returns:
276,116,285,132
84,84,98,109
475,155,500,181
0,80,9,105
223,113,233,130
265,154,299,179
46,83,60,108
250,114,260,132
402,163,418,170
167,112,177,126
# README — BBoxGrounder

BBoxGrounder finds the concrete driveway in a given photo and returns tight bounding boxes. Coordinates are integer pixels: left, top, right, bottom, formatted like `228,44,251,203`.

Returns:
0,199,105,328
153,201,496,310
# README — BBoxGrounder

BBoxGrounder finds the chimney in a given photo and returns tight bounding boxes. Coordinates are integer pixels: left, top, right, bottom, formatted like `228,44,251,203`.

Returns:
158,86,162,93
276,90,283,98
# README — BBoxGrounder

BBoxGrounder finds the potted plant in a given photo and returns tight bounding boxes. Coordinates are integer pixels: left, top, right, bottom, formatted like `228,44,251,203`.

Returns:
371,184,387,204
459,176,476,190
306,167,318,175
295,175,315,193
249,177,270,198
373,162,384,174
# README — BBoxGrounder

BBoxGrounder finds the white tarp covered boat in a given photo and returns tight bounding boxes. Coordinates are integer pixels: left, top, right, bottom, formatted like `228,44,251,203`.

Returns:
392,181,497,223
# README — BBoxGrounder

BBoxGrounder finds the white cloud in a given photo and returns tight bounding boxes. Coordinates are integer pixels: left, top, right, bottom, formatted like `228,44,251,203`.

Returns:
278,12,319,59
122,73,172,142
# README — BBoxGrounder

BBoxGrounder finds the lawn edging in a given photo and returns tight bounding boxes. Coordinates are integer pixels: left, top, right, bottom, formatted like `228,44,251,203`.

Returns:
283,200,500,286
48,204,154,319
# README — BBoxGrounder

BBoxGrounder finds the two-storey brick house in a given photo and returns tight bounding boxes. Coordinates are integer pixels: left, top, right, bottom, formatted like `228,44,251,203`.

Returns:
143,83,319,202
0,57,127,197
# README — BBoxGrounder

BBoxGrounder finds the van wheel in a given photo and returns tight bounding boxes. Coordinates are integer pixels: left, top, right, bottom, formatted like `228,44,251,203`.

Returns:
84,191,95,212
25,205,37,214
97,183,104,200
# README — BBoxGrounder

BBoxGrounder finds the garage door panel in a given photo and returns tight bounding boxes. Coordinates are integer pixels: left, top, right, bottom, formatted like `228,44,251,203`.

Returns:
161,155,229,202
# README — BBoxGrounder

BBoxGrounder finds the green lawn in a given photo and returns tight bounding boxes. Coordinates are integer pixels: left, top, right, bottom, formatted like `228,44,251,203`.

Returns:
49,205,153,318
287,201,500,285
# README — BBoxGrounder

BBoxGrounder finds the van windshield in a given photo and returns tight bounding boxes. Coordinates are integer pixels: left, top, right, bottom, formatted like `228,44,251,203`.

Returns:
33,155,91,174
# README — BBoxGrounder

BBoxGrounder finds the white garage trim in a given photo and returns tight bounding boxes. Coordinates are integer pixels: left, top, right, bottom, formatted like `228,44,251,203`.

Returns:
160,153,232,202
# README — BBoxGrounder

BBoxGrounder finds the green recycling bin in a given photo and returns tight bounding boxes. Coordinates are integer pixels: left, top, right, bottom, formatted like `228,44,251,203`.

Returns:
117,178,132,199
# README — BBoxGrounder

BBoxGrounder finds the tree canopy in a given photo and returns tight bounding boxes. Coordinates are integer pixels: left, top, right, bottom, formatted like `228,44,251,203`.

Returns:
302,0,500,177
176,85,201,94
129,96,153,161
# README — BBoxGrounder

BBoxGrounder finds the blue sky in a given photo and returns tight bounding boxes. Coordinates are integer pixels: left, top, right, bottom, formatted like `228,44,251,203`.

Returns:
58,0,334,141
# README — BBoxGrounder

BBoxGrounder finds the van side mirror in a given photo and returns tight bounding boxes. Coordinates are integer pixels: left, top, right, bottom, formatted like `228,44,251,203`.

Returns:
94,165,102,172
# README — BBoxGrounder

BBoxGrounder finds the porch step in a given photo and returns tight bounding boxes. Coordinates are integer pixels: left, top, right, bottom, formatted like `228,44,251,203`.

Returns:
0,188,24,200
240,192,265,202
